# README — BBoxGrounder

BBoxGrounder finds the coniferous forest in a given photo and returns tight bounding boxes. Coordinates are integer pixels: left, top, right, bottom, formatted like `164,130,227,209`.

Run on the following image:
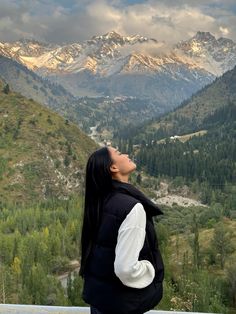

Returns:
136,121,235,188
0,190,235,313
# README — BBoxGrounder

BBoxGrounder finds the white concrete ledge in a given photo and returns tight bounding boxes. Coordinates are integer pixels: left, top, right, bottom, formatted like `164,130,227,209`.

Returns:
0,305,218,314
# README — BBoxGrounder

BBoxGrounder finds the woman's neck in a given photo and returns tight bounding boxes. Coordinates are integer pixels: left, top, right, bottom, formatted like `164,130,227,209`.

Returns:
111,174,129,183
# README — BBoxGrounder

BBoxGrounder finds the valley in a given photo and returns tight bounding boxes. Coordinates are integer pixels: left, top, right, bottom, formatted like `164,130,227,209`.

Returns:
0,29,235,313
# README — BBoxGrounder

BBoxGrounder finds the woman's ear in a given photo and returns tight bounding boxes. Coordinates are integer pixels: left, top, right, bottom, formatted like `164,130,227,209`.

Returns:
110,164,119,173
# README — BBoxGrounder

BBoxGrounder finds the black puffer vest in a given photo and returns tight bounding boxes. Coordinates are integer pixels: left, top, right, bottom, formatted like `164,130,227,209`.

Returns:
82,180,164,314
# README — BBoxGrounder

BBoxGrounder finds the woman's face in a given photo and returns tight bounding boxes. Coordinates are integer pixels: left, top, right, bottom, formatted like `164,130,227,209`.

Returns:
108,146,136,177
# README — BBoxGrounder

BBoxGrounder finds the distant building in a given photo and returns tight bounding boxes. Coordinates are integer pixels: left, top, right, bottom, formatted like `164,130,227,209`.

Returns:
170,135,180,140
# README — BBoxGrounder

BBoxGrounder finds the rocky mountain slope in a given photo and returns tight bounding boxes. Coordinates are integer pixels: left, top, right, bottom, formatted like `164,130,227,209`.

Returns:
0,55,76,114
0,79,97,204
1,31,235,78
176,31,236,76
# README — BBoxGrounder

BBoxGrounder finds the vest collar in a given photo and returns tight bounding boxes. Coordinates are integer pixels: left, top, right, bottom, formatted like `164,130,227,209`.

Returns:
111,179,163,217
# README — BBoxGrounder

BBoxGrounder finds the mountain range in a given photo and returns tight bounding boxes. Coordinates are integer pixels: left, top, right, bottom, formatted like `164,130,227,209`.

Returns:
1,31,235,77
1,31,236,108
1,31,236,145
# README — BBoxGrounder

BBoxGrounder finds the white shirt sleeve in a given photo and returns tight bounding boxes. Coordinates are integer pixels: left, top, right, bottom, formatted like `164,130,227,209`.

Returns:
114,202,155,288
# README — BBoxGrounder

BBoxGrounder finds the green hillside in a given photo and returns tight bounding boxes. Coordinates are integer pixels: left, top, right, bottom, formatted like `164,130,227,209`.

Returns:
136,118,235,187
118,65,236,141
0,79,98,204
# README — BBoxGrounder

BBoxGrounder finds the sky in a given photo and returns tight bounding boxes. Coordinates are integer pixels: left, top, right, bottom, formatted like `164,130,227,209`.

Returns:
0,0,236,44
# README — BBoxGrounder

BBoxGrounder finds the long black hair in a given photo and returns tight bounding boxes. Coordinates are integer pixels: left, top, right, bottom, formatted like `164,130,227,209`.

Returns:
79,146,113,277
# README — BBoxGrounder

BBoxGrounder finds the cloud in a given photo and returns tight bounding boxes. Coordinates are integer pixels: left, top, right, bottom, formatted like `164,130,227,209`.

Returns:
119,41,172,57
0,0,235,44
219,26,229,35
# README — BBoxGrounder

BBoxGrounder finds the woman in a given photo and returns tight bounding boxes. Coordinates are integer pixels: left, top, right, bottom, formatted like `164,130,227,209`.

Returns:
79,146,164,314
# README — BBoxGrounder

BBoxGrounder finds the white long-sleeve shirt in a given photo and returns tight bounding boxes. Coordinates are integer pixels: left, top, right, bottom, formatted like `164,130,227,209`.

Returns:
114,202,155,288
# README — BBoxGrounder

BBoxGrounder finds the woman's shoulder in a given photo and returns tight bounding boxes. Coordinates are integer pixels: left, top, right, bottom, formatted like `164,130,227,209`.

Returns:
104,191,141,218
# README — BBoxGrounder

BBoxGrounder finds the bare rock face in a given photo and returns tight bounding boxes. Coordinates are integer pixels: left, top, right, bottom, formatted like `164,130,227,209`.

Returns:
176,31,236,76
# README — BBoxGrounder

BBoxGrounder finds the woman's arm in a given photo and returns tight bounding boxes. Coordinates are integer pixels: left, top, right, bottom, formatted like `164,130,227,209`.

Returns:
114,202,155,288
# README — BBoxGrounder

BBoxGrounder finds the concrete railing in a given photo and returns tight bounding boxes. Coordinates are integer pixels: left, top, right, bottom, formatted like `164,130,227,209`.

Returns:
0,305,217,314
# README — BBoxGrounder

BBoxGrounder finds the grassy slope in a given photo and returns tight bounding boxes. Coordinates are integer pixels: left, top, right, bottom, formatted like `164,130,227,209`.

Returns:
169,218,236,277
0,80,98,204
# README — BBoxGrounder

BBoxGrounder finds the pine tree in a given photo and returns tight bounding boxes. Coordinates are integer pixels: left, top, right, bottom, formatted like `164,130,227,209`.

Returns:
191,213,200,269
136,173,142,185
3,84,10,94
211,221,233,269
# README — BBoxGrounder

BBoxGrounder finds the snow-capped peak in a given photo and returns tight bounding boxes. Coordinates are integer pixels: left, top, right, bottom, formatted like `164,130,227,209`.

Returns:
89,31,149,46
175,32,236,76
95,31,123,40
